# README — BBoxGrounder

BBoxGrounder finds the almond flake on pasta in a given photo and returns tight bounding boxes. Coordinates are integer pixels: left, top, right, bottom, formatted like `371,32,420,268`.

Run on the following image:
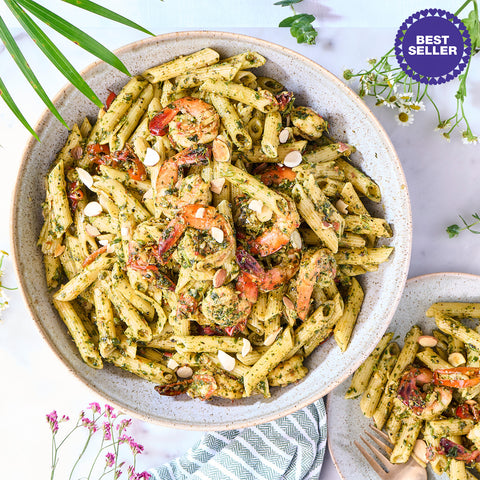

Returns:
264,328,282,346
278,128,290,144
177,366,193,378
218,350,236,371
290,230,302,250
76,167,93,189
241,338,252,357
167,358,179,370
210,178,225,194
84,201,103,217
283,150,303,168
143,147,160,167
85,224,100,237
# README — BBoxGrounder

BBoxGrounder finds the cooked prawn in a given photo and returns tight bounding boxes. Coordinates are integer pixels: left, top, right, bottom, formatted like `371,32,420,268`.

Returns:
249,194,300,257
295,248,337,320
149,96,220,149
155,145,211,217
397,367,452,420
201,284,252,336
157,204,235,268
236,246,300,293
260,164,296,186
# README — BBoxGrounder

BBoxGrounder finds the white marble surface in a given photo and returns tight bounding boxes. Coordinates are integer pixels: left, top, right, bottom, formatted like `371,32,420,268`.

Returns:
1,0,479,478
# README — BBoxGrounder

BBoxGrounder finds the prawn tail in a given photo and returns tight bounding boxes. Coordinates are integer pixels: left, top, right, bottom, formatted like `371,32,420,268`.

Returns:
149,106,179,136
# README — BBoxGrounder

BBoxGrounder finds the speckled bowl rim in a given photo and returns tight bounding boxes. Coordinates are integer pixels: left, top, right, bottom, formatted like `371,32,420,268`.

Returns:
12,30,412,430
326,271,480,479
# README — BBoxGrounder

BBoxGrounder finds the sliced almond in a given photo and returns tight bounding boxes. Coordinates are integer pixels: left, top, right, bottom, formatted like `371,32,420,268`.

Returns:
98,239,109,247
218,350,236,371
143,147,160,167
106,243,116,254
167,358,179,370
290,230,302,250
211,226,224,243
413,439,429,464
53,244,65,258
85,223,100,238
278,128,290,144
213,268,227,288
84,201,103,217
283,150,303,168
143,188,154,200
466,399,478,405
256,205,273,222
120,226,130,238
248,199,263,213
241,338,252,357
448,352,466,367
176,366,193,378
210,178,226,194
337,142,350,153
212,135,231,162
335,199,349,215
418,335,438,348
76,167,94,189
264,327,282,346
195,207,205,219
283,296,295,310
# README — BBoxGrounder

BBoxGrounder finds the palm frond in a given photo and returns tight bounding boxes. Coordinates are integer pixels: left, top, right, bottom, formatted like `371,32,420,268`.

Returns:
15,0,131,76
0,14,68,128
4,0,103,108
0,75,39,140
61,0,155,36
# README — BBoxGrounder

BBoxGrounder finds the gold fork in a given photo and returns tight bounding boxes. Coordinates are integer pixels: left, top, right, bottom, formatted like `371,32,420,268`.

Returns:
354,425,427,480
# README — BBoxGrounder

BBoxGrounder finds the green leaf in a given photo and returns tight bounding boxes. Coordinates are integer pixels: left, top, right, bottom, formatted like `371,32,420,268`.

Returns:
4,0,103,108
0,76,39,140
279,13,314,27
446,224,460,238
462,9,480,51
61,0,155,36
15,0,130,76
0,14,69,128
279,14,317,44
274,0,303,6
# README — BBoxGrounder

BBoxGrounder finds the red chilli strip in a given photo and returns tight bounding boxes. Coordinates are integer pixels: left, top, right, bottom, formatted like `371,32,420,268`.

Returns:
82,245,108,268
106,90,117,110
433,367,480,388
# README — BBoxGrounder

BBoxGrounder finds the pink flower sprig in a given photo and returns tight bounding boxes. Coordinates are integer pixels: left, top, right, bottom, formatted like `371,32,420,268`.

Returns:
46,403,151,480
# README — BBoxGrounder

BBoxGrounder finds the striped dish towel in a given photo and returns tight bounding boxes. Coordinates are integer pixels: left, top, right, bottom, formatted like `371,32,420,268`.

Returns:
149,399,326,480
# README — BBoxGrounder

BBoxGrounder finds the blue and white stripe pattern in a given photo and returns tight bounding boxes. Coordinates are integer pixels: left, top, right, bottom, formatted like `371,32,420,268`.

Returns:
149,400,326,480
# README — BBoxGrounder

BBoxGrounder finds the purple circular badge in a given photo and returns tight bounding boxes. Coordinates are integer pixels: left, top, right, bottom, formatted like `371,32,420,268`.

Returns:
395,9,471,85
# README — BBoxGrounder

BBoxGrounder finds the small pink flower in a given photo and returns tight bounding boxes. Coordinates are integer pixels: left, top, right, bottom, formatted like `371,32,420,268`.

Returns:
88,402,101,413
105,452,115,468
103,422,112,441
105,404,116,418
46,411,59,433
81,416,98,433
117,418,132,433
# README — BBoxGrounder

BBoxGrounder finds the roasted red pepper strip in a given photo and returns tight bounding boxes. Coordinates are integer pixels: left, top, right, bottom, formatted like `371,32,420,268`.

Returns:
456,403,474,419
433,367,480,388
106,90,117,110
87,143,110,155
82,245,108,268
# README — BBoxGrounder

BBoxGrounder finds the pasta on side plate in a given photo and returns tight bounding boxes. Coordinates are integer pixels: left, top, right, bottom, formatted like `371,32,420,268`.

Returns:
346,301,480,479
39,48,394,401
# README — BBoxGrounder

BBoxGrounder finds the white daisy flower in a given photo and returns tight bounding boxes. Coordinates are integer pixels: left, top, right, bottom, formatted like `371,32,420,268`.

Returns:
395,108,414,126
409,101,426,112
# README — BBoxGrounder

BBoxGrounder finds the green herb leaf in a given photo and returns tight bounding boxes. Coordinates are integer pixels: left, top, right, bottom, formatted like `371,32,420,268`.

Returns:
463,9,480,51
446,224,461,238
279,13,314,27
15,0,131,76
61,0,155,36
4,0,103,108
0,14,68,128
274,0,303,6
279,14,317,44
0,76,39,140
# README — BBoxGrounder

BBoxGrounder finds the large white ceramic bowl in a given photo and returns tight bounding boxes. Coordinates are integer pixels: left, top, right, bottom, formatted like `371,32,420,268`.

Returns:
12,31,412,430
